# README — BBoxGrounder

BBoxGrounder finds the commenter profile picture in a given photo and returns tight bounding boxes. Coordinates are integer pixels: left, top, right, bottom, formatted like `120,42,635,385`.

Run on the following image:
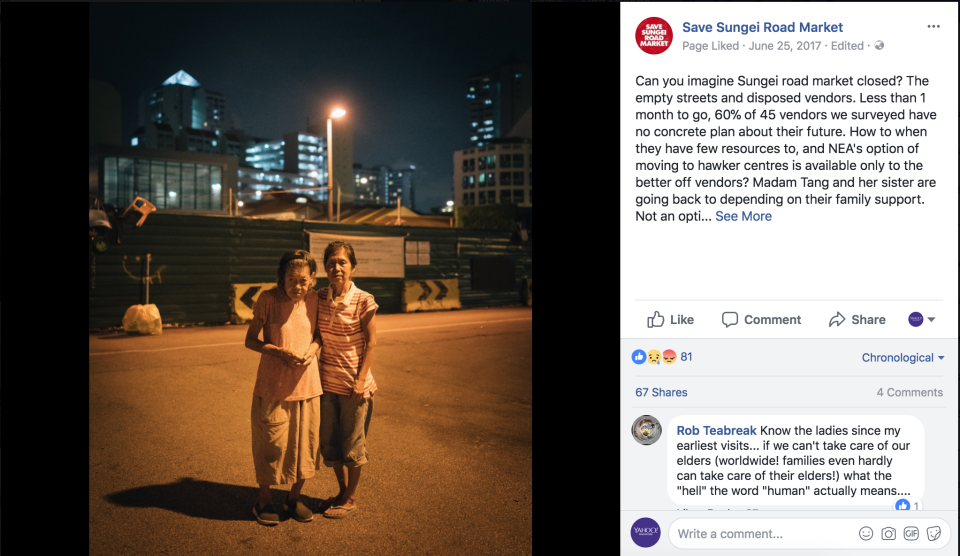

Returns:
632,415,662,445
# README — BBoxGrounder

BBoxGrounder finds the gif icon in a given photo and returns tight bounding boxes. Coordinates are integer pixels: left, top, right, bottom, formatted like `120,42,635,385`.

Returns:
904,526,919,541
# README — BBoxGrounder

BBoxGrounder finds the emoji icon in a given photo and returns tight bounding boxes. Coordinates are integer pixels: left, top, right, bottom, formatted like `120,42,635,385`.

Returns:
662,350,677,364
859,526,873,541
647,350,661,364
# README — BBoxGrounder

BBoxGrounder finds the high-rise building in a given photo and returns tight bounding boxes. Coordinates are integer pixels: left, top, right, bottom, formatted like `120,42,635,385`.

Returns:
385,166,416,209
242,132,328,201
90,79,122,147
466,58,531,148
138,70,231,138
353,163,383,206
453,137,531,209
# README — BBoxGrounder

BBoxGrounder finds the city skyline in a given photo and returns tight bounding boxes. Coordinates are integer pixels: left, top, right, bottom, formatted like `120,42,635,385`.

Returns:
89,4,531,213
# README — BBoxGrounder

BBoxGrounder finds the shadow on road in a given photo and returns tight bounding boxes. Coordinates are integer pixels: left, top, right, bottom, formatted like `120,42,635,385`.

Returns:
104,477,308,521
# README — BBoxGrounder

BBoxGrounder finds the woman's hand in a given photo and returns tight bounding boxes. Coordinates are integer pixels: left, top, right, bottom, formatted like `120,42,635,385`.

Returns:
349,380,366,402
279,348,308,367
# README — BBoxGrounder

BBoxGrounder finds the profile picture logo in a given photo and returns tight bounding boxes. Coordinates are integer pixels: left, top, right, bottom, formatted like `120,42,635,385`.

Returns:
908,312,923,327
631,517,661,548
636,17,673,55
632,415,662,445
632,349,647,364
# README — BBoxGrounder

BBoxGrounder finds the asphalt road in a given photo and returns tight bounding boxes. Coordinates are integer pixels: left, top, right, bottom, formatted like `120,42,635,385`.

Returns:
90,306,532,556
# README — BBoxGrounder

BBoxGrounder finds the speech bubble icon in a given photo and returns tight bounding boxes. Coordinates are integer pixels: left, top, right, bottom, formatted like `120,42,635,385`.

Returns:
722,312,738,327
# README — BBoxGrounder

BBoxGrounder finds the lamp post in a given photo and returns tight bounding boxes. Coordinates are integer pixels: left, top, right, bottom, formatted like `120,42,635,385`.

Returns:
327,108,346,222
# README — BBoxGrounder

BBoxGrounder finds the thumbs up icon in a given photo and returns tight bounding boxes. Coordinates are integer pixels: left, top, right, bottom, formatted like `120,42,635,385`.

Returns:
647,311,665,328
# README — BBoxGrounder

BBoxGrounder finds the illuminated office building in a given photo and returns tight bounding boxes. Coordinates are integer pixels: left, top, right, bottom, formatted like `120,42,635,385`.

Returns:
466,58,531,148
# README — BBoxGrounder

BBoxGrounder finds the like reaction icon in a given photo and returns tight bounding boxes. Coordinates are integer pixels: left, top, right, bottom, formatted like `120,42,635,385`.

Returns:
647,311,665,328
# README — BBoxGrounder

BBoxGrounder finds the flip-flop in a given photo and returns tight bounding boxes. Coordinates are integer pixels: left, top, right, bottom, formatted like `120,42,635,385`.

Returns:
322,505,358,519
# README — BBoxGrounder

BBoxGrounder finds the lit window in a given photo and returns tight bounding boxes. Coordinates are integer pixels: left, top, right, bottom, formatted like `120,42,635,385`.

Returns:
484,120,493,125
469,87,475,92
212,183,221,191
296,197,307,204
131,138,139,146
515,73,521,78
212,141,217,146
485,100,492,105
472,122,478,127
470,136,478,141
169,191,177,198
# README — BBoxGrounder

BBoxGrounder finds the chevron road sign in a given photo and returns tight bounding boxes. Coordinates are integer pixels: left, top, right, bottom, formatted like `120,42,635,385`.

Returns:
232,283,278,322
403,279,460,312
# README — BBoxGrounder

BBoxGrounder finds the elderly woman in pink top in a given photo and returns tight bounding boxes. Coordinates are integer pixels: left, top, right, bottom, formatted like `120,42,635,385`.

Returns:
244,250,323,526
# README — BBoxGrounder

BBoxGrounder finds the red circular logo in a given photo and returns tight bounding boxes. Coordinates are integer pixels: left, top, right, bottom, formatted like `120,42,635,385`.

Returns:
636,17,673,55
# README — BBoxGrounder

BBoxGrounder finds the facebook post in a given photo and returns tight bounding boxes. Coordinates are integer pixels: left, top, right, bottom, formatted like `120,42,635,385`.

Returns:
621,3,957,554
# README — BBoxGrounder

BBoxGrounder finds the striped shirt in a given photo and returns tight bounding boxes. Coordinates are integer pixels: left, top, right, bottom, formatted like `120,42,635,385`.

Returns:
317,282,379,398
252,287,322,401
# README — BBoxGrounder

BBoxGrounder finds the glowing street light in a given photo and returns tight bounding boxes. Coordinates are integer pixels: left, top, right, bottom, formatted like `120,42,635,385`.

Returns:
446,200,454,207
327,108,346,221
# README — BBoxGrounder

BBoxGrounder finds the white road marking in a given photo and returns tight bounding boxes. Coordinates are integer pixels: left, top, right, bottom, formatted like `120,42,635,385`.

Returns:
89,317,532,356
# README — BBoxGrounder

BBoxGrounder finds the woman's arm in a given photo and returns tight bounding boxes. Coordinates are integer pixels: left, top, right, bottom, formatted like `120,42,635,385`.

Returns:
351,311,378,401
245,314,302,366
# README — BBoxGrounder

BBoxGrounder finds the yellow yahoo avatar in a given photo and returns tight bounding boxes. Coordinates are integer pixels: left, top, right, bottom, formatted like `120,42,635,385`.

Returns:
647,349,661,364
662,349,677,364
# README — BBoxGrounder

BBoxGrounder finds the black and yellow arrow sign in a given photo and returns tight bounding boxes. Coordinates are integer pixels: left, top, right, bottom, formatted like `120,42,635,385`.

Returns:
232,283,278,322
403,279,460,312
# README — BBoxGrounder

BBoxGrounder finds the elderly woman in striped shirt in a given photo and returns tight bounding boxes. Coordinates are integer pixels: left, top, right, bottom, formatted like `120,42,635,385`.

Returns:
315,241,379,519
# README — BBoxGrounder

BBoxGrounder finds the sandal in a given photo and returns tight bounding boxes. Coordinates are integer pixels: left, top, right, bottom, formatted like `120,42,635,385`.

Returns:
322,505,358,519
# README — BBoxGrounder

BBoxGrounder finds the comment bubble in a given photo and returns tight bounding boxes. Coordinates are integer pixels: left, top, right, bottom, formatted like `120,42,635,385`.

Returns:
722,312,738,327
666,415,924,506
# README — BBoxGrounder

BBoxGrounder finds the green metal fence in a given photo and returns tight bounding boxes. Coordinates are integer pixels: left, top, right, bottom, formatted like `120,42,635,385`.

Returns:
89,213,532,329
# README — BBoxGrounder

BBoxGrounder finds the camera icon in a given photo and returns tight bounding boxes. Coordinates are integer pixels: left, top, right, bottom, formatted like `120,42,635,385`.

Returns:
881,527,896,540
904,526,919,541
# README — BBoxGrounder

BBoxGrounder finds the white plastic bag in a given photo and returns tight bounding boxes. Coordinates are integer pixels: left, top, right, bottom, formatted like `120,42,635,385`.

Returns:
122,304,163,335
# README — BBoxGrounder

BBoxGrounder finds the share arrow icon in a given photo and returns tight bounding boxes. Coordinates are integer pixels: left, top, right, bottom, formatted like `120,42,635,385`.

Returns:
829,312,845,327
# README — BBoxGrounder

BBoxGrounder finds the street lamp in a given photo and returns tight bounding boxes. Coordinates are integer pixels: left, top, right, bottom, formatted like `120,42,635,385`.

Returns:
327,108,346,222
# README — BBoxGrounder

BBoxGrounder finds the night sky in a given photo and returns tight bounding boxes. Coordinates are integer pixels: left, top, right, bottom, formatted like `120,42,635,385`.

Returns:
89,4,531,213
